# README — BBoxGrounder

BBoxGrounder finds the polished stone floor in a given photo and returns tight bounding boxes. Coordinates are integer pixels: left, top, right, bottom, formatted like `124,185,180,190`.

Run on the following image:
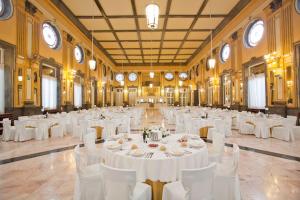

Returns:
0,108,300,200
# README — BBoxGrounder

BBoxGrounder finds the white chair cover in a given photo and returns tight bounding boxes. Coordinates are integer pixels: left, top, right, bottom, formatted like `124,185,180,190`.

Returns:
209,131,225,163
101,164,151,200
272,118,295,142
73,145,104,200
2,118,16,141
214,144,241,200
162,163,216,200
14,120,35,142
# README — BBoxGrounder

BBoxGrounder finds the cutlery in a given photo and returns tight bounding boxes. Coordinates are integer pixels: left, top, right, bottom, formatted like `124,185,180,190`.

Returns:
149,152,154,158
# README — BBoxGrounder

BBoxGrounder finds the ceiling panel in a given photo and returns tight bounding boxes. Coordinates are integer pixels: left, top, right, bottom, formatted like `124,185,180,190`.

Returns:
116,32,139,40
166,18,194,29
164,32,186,40
94,32,116,41
202,0,240,15
187,31,210,40
110,19,136,30
170,0,204,15
80,19,110,30
193,18,224,30
59,0,247,66
100,0,133,15
144,55,159,60
63,0,102,16
140,32,162,40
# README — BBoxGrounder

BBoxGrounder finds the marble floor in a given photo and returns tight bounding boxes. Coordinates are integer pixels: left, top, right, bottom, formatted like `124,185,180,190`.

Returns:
0,108,300,200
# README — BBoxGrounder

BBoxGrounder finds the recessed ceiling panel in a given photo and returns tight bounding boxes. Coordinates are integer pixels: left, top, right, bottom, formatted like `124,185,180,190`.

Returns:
63,0,102,16
100,42,120,49
193,18,224,30
117,32,139,40
100,0,133,15
80,19,110,30
170,0,204,15
162,41,181,48
94,32,116,41
140,32,162,40
187,31,210,40
121,42,140,48
182,41,202,48
142,42,161,48
166,18,193,29
202,0,240,15
110,18,136,30
164,32,186,40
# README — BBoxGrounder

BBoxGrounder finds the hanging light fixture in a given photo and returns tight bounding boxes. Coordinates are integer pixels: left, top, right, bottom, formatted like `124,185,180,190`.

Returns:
145,3,159,30
149,37,155,78
208,4,216,69
89,15,96,70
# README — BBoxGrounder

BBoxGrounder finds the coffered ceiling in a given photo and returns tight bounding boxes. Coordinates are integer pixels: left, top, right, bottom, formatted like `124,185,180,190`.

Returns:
58,0,250,66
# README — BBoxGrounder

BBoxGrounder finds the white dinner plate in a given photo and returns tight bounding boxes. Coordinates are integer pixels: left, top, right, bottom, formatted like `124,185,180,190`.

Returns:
169,148,185,156
189,141,204,148
130,149,145,157
107,143,121,150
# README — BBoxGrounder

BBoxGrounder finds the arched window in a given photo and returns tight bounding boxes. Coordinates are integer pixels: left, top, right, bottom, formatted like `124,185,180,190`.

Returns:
115,73,124,83
179,72,188,80
244,20,264,48
128,72,137,82
296,0,300,14
74,45,84,63
220,43,230,63
164,72,174,81
42,22,61,49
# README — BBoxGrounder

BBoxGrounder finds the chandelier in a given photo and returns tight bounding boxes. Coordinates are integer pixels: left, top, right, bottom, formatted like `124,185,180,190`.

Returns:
208,4,215,69
89,15,96,70
149,71,154,79
145,3,159,30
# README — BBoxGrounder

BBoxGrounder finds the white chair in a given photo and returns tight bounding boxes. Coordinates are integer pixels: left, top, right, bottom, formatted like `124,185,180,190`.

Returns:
83,132,103,165
71,116,82,138
2,118,16,141
272,118,295,142
35,120,49,140
101,163,151,200
175,113,186,133
14,120,36,142
73,145,104,200
162,163,216,200
50,122,64,138
207,119,225,139
214,144,241,200
209,131,225,163
238,115,255,135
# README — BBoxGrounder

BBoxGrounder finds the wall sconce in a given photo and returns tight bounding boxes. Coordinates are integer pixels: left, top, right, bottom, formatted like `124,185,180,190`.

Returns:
17,68,23,82
120,80,124,86
287,80,293,87
179,80,183,86
149,71,155,79
149,83,153,88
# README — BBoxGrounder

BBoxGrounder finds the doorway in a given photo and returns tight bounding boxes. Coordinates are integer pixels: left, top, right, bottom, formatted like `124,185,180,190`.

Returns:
179,87,189,106
114,88,124,106
165,87,174,106
128,87,137,106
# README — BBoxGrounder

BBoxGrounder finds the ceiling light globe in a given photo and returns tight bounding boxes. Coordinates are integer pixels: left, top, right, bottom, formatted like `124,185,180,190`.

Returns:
89,59,96,71
208,58,216,69
146,3,159,30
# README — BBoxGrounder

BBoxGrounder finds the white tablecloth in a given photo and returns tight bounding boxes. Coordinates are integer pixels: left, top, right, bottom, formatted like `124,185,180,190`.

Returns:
104,134,208,182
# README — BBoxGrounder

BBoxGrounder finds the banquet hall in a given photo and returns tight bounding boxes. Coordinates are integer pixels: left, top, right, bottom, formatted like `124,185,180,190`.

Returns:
0,0,300,199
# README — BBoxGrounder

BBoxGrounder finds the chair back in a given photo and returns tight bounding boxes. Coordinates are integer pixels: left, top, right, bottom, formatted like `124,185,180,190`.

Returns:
83,132,96,150
212,131,225,154
74,145,89,176
101,163,136,200
232,144,240,174
214,119,225,133
181,163,216,200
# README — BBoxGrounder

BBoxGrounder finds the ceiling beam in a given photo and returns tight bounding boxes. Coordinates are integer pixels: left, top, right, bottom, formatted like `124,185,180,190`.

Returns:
76,14,227,19
92,29,211,33
93,0,130,63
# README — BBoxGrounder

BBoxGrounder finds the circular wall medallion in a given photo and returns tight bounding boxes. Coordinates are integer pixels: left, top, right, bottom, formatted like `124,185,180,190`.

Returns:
164,72,174,81
42,22,61,49
128,72,137,82
296,0,300,14
115,73,124,83
220,43,230,63
74,45,84,63
0,0,4,16
244,20,264,48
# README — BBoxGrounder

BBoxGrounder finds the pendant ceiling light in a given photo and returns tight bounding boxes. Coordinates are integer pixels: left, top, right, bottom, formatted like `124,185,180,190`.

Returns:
89,15,96,71
145,3,160,30
149,37,154,78
208,4,216,69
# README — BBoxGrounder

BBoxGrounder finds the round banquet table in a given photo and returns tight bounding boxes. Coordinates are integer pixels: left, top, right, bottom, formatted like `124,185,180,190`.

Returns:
103,134,208,200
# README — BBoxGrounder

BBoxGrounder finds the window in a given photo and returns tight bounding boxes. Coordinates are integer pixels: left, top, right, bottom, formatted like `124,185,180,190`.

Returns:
220,43,230,63
0,48,4,113
42,75,57,110
115,73,124,83
179,72,188,80
296,0,300,14
0,0,4,16
74,45,84,63
74,82,82,108
128,72,137,82
244,20,264,48
42,22,61,49
248,73,266,109
164,72,174,81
